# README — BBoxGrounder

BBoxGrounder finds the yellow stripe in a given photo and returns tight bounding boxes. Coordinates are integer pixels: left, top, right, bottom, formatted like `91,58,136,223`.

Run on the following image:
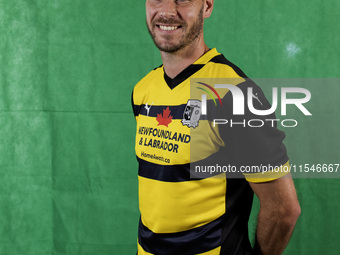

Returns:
134,71,190,106
137,243,153,255
190,120,224,162
244,161,290,183
133,52,246,107
139,174,226,233
136,117,225,165
137,115,190,135
193,48,219,65
135,118,191,165
200,246,221,255
138,243,221,255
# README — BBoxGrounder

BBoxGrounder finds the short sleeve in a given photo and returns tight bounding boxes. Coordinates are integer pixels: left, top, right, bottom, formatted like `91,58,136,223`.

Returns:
217,80,290,182
131,89,140,119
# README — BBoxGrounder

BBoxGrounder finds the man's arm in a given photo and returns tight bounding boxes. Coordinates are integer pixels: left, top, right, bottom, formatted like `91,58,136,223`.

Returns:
249,174,301,255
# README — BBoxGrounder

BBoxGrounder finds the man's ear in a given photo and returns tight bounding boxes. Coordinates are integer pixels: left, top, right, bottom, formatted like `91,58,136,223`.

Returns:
203,0,214,19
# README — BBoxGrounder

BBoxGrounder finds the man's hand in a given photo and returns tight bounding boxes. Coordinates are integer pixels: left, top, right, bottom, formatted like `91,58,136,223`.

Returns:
249,174,301,255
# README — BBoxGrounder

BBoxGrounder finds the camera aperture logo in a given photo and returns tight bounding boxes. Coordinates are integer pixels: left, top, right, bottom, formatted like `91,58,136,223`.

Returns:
196,81,312,128
196,82,223,107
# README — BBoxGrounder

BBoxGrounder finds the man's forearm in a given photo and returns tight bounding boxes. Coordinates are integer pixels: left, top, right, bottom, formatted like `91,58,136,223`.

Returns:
253,205,300,255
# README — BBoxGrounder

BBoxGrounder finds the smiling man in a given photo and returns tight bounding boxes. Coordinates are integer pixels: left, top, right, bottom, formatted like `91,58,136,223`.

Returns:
132,1,300,254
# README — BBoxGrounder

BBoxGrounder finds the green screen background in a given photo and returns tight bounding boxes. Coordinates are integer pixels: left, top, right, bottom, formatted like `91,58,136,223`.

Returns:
0,0,339,254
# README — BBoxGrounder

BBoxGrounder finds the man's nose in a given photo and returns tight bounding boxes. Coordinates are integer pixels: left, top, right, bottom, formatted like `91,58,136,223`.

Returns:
159,0,177,19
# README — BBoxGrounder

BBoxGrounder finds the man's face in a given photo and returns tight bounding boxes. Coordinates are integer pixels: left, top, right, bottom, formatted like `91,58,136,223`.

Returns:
146,0,205,53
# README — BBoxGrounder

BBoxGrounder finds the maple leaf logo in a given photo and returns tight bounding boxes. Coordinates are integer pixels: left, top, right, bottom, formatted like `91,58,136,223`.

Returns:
156,107,173,127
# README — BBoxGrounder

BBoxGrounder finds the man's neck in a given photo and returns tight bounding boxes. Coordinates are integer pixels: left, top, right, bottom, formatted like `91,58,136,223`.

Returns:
160,37,209,79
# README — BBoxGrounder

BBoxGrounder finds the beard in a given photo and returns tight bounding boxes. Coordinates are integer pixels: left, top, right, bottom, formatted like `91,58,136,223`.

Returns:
147,7,204,53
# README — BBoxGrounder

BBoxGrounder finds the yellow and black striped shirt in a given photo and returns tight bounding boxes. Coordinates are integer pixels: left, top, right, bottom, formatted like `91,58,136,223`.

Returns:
132,48,289,255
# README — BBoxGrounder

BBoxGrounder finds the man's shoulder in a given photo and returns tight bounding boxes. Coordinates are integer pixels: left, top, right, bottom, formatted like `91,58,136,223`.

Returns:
205,52,248,79
134,64,164,91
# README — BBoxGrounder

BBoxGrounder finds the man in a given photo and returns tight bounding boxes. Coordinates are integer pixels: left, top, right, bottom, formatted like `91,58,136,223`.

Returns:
132,0,301,254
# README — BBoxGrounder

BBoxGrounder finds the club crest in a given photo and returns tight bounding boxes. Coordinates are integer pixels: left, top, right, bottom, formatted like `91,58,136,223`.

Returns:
181,100,201,128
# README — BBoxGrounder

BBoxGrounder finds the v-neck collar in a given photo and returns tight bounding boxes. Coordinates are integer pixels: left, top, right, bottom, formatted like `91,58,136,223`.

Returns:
163,48,219,90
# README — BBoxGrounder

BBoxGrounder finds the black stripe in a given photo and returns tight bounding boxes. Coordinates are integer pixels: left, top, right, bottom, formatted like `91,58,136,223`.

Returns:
134,104,187,119
164,64,205,90
131,90,140,117
138,151,236,182
138,157,190,182
138,216,223,255
133,100,220,121
209,54,248,78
